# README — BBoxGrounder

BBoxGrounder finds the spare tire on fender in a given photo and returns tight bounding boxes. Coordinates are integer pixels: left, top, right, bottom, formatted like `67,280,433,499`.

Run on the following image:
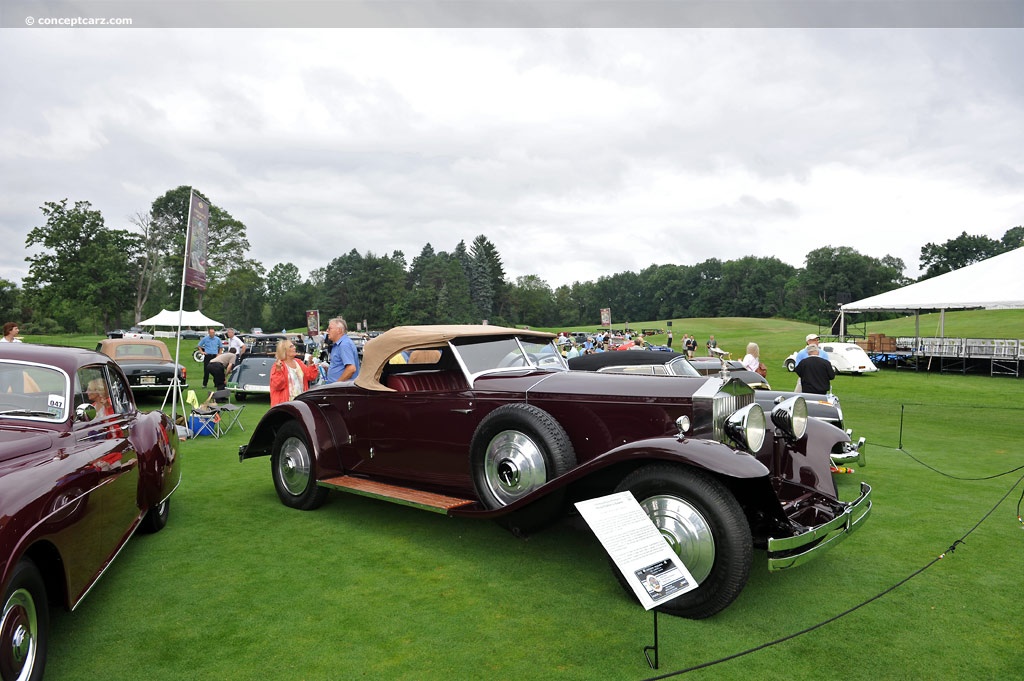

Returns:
470,403,577,533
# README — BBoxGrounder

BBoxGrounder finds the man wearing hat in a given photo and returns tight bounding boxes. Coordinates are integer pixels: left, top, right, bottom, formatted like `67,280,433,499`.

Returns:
794,333,830,367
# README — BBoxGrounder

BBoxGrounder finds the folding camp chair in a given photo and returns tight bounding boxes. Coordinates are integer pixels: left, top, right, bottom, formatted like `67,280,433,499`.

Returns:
210,389,245,435
189,406,221,438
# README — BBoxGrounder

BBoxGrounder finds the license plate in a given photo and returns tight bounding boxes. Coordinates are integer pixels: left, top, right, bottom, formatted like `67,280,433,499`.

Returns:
140,376,156,385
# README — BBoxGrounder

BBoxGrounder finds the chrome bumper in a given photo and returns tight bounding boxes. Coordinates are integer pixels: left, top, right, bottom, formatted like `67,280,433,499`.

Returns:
767,481,872,571
830,436,866,467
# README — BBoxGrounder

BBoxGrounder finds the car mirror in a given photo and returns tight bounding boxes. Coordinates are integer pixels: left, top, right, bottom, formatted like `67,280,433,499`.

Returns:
76,403,97,422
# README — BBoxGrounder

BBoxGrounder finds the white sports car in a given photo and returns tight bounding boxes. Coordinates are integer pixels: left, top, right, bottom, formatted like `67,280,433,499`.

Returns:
784,342,879,374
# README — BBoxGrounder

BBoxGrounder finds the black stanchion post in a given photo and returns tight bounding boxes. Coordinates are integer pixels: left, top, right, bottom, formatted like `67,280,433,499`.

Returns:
643,610,659,670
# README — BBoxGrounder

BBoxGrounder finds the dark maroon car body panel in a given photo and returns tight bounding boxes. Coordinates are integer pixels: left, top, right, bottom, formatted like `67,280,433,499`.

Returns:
0,344,181,623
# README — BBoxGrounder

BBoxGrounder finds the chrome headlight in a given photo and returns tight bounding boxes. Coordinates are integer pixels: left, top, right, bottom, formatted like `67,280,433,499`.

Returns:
771,396,808,441
724,403,766,452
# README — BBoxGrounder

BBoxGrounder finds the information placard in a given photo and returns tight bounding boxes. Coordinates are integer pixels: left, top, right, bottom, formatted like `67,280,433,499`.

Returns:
575,492,697,610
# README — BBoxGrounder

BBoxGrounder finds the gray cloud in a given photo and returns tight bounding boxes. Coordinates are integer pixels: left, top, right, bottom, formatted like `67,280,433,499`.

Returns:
2,28,1022,292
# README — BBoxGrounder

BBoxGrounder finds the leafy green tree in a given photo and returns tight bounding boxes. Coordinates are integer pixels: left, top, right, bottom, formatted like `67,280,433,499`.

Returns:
919,231,1002,280
203,259,267,330
791,247,906,322
508,275,555,326
149,186,252,309
0,278,21,324
24,199,137,332
999,226,1024,251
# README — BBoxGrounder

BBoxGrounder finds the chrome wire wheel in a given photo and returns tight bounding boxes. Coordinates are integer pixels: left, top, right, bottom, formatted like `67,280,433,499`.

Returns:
1,586,39,681
483,429,548,505
639,494,715,583
277,436,312,497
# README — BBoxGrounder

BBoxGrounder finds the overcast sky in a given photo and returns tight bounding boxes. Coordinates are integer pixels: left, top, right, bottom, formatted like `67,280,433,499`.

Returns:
2,19,1023,290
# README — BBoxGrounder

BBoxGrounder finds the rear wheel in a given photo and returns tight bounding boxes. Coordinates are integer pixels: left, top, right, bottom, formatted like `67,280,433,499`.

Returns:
1,559,48,681
192,349,205,363
234,392,247,402
784,358,796,372
139,498,170,533
613,464,752,619
272,421,328,510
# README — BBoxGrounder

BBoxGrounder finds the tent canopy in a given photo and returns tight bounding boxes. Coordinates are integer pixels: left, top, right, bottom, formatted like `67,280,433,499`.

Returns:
842,247,1024,312
138,309,223,328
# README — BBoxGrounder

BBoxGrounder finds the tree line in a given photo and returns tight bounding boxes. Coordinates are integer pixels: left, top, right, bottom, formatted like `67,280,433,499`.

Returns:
4,185,1021,334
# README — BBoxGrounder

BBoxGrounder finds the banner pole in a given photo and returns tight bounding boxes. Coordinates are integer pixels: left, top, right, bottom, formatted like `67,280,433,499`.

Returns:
166,189,196,425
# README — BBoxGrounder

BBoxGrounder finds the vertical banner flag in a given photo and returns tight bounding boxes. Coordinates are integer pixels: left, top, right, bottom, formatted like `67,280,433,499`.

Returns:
306,310,320,335
600,308,612,328
184,191,210,291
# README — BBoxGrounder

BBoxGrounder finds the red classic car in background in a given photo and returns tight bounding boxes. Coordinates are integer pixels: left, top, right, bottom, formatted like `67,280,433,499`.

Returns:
240,325,871,620
0,344,181,681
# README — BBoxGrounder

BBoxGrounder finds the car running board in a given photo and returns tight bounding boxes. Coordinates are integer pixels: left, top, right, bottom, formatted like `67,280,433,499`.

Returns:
319,475,478,515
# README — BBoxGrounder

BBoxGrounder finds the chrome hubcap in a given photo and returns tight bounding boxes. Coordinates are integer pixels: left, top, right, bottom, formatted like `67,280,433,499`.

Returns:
278,437,311,496
484,430,547,505
1,588,37,681
640,495,715,583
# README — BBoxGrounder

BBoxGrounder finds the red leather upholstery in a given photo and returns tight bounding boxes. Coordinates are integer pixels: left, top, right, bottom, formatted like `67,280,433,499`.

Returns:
386,371,466,392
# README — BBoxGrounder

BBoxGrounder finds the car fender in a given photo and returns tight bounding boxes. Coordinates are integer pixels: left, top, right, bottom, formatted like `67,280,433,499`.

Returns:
130,410,182,512
240,400,347,476
451,435,770,519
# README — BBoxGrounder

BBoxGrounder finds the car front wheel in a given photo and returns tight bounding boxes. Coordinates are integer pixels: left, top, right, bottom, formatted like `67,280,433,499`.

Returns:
1,559,49,681
271,421,328,510
612,463,752,619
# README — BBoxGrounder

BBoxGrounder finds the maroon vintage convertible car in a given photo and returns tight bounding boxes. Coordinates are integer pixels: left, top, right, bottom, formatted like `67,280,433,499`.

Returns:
0,343,181,681
240,325,871,619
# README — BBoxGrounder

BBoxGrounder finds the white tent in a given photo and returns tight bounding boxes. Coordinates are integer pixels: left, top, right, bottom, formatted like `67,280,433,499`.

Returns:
839,246,1024,339
842,247,1024,313
138,309,223,328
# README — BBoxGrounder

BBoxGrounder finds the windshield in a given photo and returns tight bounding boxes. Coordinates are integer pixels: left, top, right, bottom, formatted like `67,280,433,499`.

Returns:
454,336,568,376
668,356,703,377
0,361,71,422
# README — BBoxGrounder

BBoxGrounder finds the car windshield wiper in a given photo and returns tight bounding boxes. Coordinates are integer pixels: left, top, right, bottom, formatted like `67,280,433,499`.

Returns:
0,409,59,418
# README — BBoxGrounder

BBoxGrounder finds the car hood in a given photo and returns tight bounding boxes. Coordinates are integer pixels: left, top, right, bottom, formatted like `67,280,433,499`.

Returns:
0,427,57,464
476,369,720,400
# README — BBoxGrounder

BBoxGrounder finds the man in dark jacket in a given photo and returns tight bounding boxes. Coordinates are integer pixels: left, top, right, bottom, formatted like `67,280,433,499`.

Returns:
794,344,836,395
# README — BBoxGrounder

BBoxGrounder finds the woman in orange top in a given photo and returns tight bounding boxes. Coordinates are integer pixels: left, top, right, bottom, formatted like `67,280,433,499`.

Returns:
269,339,319,406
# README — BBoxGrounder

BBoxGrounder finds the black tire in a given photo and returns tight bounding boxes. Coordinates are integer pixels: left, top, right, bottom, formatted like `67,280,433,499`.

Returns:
271,421,328,510
785,359,796,372
235,392,247,402
192,349,205,363
612,464,752,619
470,403,577,533
1,559,49,681
139,498,170,534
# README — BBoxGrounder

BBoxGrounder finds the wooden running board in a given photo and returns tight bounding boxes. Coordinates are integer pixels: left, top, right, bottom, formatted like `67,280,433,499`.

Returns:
319,475,478,515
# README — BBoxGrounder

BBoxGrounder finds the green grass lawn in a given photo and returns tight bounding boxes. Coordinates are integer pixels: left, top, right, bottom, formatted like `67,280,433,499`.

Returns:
24,324,1024,679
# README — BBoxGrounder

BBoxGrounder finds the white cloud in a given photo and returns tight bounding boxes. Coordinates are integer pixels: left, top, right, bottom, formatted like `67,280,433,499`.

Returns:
1,28,1022,291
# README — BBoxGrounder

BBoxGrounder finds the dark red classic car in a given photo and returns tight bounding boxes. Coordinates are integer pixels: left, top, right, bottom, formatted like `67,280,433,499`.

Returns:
0,344,181,681
240,325,871,619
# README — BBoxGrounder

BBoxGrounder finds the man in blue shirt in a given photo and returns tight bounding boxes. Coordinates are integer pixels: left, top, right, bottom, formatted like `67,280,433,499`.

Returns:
325,316,360,382
794,333,830,366
197,328,222,388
